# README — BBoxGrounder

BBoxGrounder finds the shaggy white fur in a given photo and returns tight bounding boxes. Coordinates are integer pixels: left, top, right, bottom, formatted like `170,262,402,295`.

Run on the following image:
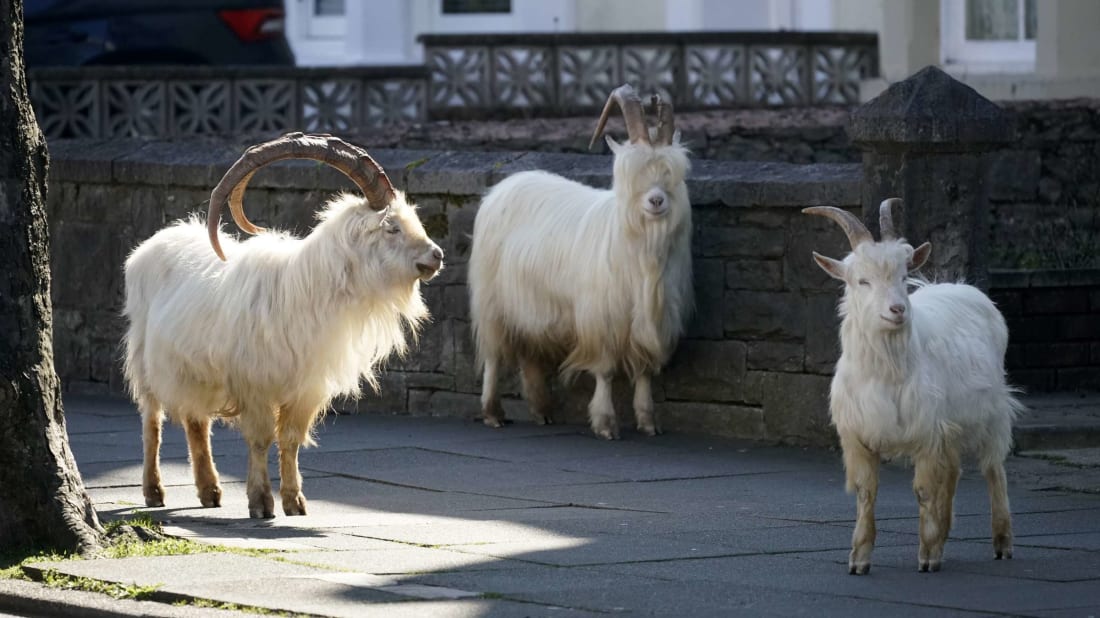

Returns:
810,201,1022,575
124,192,441,518
470,135,693,440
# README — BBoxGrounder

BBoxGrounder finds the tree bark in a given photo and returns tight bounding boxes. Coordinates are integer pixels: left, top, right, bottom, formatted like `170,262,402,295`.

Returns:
0,0,102,553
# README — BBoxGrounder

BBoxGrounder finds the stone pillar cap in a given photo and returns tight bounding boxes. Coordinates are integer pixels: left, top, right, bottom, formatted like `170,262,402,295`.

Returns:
848,65,1015,150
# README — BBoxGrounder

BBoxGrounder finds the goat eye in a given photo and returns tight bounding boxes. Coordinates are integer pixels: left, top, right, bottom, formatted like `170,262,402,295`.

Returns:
387,226,401,235
857,279,870,287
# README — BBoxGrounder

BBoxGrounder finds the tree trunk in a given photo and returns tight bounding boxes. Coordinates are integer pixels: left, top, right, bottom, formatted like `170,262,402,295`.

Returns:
0,0,102,553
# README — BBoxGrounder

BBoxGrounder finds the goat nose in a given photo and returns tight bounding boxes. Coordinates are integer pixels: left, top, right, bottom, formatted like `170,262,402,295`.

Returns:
432,246,444,261
889,303,906,315
649,195,664,208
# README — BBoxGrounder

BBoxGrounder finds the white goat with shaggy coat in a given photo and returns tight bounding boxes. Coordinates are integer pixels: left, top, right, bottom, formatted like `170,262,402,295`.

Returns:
469,84,692,439
807,199,1022,574
124,133,443,518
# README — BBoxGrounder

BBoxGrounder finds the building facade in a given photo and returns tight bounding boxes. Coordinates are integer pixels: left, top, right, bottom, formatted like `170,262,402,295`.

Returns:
285,0,1100,100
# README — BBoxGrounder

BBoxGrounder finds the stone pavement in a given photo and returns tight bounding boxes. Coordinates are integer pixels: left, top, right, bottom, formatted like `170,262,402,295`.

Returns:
10,395,1100,617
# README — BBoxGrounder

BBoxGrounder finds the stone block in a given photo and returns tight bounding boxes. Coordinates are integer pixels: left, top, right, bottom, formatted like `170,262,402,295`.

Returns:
407,151,520,195
803,293,841,374
759,372,835,447
662,340,749,403
407,389,481,419
1059,315,1100,341
50,221,124,310
491,151,612,188
725,259,783,291
1024,288,1090,315
783,212,852,292
1006,315,1059,343
658,402,767,440
47,139,142,184
1023,343,1090,368
685,258,724,339
724,290,806,340
695,225,785,258
746,341,803,372
443,201,478,264
988,150,1040,202
441,285,469,321
1009,368,1057,392
395,311,453,374
988,288,1023,317
688,159,860,207
1056,367,1100,391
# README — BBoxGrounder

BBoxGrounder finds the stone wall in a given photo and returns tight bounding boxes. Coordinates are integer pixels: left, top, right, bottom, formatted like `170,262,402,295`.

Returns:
989,99,1100,270
989,269,1100,392
357,99,1100,270
45,138,860,446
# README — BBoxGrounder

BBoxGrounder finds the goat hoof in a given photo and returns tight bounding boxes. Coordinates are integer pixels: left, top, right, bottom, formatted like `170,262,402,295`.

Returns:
199,485,222,508
637,423,662,436
918,560,941,573
995,548,1013,560
481,416,508,428
283,493,308,516
994,535,1013,560
144,485,165,508
848,563,871,575
249,493,275,519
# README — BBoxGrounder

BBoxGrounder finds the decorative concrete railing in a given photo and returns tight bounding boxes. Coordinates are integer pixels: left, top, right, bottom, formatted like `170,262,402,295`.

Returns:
27,31,879,138
419,31,879,117
27,65,428,139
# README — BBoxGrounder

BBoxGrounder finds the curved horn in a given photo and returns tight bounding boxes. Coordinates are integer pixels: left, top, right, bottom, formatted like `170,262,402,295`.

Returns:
588,84,651,150
207,132,396,260
802,206,873,249
878,197,903,240
653,94,675,146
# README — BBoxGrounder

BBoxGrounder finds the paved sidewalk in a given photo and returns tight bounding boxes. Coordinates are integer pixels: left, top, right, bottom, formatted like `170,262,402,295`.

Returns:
11,395,1100,617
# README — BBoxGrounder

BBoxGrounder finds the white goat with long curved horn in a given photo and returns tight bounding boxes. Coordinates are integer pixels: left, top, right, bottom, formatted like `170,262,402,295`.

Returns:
806,199,1023,574
468,84,693,440
124,132,443,518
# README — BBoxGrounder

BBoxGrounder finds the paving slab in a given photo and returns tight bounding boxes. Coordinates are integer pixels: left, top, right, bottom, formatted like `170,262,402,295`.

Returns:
19,395,1100,617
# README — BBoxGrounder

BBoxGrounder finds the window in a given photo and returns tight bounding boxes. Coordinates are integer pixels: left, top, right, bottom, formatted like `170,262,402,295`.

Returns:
965,0,1035,41
942,0,1037,72
308,0,345,37
442,0,511,14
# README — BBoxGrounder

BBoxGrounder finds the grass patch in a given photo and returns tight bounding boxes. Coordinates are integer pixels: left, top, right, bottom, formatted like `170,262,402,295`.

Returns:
405,157,431,171
39,568,161,601
179,597,305,616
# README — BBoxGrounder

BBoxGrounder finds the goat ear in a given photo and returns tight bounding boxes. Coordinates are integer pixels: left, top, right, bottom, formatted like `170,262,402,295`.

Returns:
672,129,682,145
909,241,932,271
605,135,622,154
812,252,846,281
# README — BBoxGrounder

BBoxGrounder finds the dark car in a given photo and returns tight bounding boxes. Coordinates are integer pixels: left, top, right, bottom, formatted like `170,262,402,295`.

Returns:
23,0,295,66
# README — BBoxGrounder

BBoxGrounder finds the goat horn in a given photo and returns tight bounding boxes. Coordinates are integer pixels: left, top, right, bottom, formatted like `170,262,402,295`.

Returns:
207,132,396,261
878,197,903,240
802,206,873,250
588,84,651,150
653,94,675,146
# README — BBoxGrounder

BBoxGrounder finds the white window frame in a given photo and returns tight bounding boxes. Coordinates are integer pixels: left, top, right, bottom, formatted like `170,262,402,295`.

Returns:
941,0,1035,73
306,0,347,38
415,0,574,35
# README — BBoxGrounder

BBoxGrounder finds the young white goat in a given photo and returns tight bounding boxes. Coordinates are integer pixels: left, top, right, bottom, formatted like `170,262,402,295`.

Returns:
806,199,1022,574
124,133,443,518
469,84,693,439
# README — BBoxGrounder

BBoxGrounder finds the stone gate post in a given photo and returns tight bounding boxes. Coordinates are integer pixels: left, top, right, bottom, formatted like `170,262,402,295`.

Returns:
848,65,1014,287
